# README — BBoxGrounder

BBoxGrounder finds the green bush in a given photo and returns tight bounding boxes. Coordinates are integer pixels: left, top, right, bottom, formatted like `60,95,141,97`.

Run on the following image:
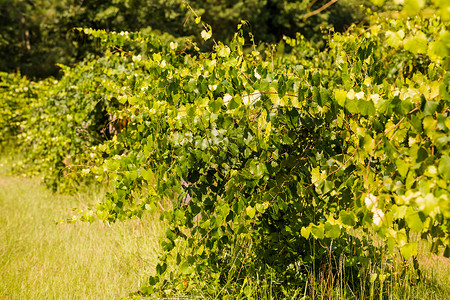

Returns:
82,14,448,297
1,1,449,298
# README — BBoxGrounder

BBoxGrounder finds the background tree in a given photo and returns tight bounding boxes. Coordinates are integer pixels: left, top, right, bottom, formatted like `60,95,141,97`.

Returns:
0,0,379,78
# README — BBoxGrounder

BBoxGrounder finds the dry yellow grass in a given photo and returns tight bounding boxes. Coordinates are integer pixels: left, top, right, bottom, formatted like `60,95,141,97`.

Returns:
0,161,165,300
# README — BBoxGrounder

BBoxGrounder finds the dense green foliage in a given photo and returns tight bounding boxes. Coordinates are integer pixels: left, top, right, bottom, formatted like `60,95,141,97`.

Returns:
1,0,449,298
0,72,35,148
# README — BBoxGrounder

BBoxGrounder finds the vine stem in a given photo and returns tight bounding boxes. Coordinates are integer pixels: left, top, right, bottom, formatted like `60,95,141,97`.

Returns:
184,1,218,46
365,106,419,191
307,144,360,189
303,0,340,21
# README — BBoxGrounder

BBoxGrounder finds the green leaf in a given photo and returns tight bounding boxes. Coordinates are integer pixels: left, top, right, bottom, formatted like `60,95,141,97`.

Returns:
196,244,204,255
161,240,175,251
423,101,438,116
404,31,428,54
396,158,409,178
249,160,266,179
256,203,266,213
325,222,341,239
423,116,436,132
268,86,280,105
444,245,450,258
371,0,385,7
312,87,319,104
403,0,426,13
217,45,231,58
358,100,376,116
208,99,222,113
311,71,321,86
340,211,357,226
385,30,404,48
392,205,408,219
277,75,287,98
345,99,359,114
246,206,256,219
228,96,241,109
201,30,212,41
180,261,190,274
439,155,450,180
156,262,167,275
166,229,177,241
141,169,153,181
431,39,450,58
301,226,311,238
319,87,329,107
400,242,418,260
386,236,395,253
433,0,450,20
405,207,424,233
310,224,325,239
334,89,347,107
298,86,306,103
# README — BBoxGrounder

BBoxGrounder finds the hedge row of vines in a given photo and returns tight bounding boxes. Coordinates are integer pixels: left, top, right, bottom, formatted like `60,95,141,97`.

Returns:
1,0,449,298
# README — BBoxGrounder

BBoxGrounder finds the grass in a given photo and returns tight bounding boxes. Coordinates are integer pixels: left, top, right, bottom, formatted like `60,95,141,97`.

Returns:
1,155,449,300
0,158,165,300
409,247,450,300
292,235,450,300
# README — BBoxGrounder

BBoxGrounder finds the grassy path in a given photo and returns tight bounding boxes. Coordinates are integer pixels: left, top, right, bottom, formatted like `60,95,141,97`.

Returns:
0,161,163,300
